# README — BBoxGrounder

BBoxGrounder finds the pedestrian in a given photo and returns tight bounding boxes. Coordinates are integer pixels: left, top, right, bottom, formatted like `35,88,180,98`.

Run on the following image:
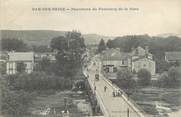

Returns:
104,86,107,92
94,86,96,91
112,91,115,97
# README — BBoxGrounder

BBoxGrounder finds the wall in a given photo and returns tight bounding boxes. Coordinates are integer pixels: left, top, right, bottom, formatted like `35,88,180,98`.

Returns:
132,58,155,75
6,61,34,74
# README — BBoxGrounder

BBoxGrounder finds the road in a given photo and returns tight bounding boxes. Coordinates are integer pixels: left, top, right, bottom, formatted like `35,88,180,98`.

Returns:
83,55,146,117
168,109,181,117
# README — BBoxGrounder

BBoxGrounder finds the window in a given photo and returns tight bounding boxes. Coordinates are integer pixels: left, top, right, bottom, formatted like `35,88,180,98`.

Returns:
122,60,125,65
113,67,117,72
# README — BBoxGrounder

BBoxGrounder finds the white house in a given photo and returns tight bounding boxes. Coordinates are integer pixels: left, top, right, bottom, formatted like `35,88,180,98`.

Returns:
101,46,156,75
131,56,156,75
131,46,155,75
6,52,34,74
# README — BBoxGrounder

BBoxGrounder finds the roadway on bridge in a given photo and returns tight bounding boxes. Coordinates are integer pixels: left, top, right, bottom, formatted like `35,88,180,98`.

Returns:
84,55,146,117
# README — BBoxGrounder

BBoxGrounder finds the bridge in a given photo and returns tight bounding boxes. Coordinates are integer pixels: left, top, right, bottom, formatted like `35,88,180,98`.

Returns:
83,55,149,117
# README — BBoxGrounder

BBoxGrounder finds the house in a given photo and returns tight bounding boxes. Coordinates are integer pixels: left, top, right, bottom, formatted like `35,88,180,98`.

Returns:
131,46,155,75
131,56,155,75
165,52,181,63
101,46,156,75
101,48,131,72
34,52,56,62
6,52,34,74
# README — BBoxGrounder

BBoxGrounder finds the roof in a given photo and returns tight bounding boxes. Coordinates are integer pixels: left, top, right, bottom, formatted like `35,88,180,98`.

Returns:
8,52,34,61
165,52,181,61
132,55,153,62
102,49,130,61
132,46,147,56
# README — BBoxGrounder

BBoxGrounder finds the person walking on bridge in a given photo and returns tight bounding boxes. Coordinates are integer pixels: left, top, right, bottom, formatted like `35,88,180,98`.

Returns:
104,86,107,92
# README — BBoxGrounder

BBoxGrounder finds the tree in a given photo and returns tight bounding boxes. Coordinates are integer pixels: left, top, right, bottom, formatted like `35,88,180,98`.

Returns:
158,67,181,88
50,36,68,52
7,72,73,91
50,31,85,77
102,35,181,61
158,72,169,87
0,62,6,75
137,69,151,86
1,78,34,115
39,57,51,72
98,39,106,53
167,67,180,87
2,38,28,51
106,39,113,48
156,60,170,73
31,45,51,52
116,69,136,89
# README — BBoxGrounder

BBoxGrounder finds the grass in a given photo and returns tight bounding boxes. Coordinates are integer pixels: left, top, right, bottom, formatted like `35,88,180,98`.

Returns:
28,90,91,117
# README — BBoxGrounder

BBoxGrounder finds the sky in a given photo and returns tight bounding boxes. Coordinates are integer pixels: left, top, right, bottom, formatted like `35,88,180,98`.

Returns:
0,0,181,37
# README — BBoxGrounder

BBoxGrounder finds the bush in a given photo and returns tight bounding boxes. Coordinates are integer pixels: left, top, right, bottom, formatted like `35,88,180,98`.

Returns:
137,69,151,86
1,80,34,115
2,90,34,115
156,60,170,73
158,67,181,88
116,69,136,89
7,72,73,91
0,62,6,74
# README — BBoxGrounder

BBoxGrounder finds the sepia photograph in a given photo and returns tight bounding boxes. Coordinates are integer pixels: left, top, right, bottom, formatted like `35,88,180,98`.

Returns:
0,0,181,117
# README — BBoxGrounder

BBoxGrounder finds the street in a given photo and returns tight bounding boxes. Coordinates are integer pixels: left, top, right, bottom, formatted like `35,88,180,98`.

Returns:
83,55,146,117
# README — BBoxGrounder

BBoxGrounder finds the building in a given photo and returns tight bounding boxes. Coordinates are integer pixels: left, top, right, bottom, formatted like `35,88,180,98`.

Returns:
6,52,34,74
34,52,56,62
102,48,131,72
165,52,181,63
101,46,156,75
131,46,155,75
131,56,156,75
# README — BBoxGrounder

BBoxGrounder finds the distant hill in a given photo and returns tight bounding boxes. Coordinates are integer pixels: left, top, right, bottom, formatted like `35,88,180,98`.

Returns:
156,33,181,38
1,30,113,46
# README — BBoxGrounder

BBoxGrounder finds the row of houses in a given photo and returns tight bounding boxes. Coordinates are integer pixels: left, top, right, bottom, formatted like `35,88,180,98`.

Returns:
101,46,181,75
0,51,56,75
1,47,181,75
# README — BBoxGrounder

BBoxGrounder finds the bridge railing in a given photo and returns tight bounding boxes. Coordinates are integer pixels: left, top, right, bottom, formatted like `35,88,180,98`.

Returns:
101,71,147,117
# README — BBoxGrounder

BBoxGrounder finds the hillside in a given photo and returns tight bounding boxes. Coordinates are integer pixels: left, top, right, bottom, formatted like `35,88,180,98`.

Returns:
1,30,113,46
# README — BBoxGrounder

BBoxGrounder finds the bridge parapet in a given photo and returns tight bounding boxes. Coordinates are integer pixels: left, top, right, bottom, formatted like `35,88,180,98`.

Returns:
101,72,147,117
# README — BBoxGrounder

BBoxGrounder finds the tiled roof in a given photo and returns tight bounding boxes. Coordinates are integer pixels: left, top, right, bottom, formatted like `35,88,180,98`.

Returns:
165,52,181,61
